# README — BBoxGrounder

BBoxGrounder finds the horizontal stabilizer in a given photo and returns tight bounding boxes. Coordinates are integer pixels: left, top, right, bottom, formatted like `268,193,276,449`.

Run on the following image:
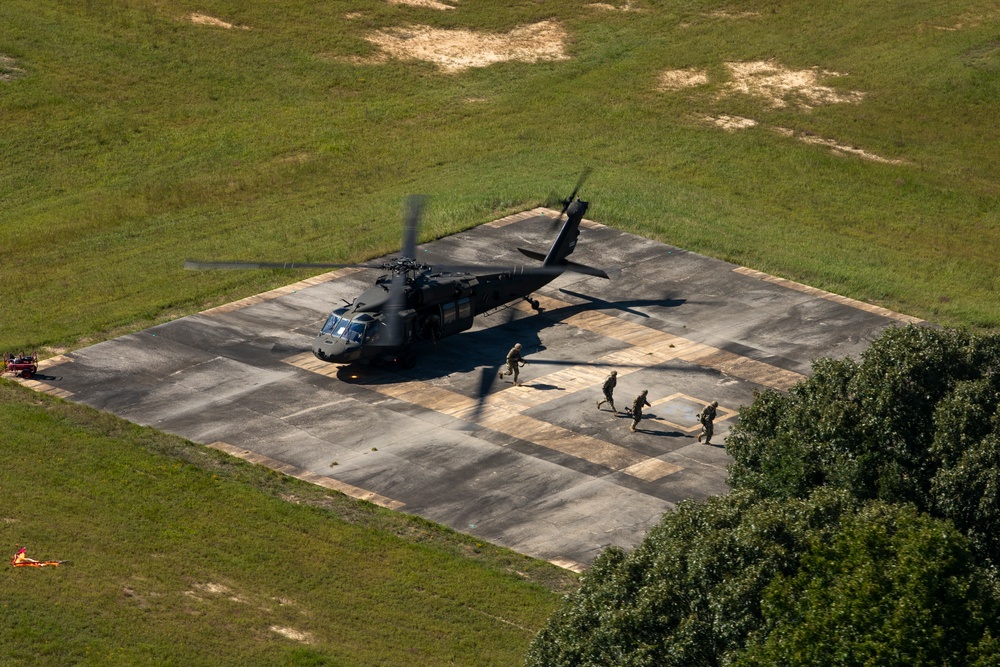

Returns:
516,248,610,280
517,248,547,262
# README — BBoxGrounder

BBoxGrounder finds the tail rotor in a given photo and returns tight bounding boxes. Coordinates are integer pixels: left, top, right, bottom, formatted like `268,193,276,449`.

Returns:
547,167,592,231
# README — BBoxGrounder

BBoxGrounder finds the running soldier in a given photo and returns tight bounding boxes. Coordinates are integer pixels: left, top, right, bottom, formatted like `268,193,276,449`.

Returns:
697,400,719,444
629,389,651,432
499,343,526,386
596,370,618,414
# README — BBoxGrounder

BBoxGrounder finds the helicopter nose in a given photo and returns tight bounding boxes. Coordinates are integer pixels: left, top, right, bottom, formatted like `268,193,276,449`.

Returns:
313,336,350,362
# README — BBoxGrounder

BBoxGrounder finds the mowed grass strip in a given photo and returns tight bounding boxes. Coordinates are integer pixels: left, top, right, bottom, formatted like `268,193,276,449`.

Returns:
2,0,999,356
0,382,574,667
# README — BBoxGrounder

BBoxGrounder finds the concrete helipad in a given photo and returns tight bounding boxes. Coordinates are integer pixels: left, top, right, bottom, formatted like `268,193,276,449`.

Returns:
25,208,922,570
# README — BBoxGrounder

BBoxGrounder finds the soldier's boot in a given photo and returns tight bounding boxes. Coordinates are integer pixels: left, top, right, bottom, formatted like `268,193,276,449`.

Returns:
697,434,703,442
597,400,604,410
629,425,637,433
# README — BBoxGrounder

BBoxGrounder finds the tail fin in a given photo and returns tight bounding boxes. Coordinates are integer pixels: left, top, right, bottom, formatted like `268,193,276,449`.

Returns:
516,200,608,279
543,199,588,266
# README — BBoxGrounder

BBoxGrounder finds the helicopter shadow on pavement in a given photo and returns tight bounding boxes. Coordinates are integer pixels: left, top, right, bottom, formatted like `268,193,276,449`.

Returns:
333,292,690,390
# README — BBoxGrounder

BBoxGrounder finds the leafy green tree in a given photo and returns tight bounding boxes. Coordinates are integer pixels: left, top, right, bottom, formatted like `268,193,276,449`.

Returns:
733,503,1000,667
727,325,1000,563
525,492,1000,667
527,327,1000,667
524,489,856,667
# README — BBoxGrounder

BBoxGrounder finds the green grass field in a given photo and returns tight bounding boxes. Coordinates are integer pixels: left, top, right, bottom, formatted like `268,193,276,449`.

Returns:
0,382,575,666
2,0,998,663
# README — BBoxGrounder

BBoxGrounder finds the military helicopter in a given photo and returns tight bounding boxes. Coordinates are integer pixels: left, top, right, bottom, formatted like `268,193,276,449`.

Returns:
185,175,608,368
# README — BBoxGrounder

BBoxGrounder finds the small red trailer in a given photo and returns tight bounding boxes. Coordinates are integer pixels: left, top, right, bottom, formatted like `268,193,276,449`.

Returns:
2,351,38,378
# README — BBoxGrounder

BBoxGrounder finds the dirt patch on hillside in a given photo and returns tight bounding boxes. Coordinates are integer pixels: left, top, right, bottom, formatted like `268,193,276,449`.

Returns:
928,7,1000,31
658,68,708,90
702,114,757,131
696,115,906,164
388,0,457,8
587,1,638,11
354,20,569,73
270,626,314,643
663,61,899,164
0,55,26,82
188,13,250,30
706,9,760,19
658,61,863,109
774,127,907,164
722,61,864,109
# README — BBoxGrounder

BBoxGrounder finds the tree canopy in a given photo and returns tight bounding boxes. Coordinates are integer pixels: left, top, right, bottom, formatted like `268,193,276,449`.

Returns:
727,325,1000,564
527,326,1000,666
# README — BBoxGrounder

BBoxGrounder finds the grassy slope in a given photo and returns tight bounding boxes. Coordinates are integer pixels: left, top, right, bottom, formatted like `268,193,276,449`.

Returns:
1,0,998,354
1,0,998,664
0,382,574,666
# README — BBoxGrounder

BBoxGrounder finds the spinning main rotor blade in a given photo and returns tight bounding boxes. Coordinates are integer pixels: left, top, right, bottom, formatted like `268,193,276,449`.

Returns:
401,195,426,260
567,166,592,205
381,273,407,347
184,260,380,271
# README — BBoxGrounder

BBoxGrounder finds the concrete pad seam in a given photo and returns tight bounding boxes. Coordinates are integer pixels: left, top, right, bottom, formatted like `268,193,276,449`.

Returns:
732,266,924,324
207,441,405,509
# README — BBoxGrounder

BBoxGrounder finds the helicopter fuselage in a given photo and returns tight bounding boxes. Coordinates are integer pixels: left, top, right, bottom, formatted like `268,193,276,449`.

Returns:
312,198,598,367
311,268,553,366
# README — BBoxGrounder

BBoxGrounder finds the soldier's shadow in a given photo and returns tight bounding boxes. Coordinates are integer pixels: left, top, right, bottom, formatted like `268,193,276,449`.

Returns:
617,413,692,438
636,428,688,437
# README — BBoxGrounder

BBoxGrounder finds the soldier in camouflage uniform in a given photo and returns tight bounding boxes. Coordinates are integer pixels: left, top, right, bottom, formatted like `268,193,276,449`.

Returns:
596,370,618,414
499,343,525,386
697,400,719,444
629,389,651,432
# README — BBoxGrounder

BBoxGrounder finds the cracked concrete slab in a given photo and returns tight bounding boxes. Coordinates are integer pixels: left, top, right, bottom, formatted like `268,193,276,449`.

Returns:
27,207,921,569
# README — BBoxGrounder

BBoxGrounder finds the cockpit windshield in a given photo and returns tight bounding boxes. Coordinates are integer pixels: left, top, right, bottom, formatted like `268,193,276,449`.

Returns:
321,313,342,335
320,313,368,345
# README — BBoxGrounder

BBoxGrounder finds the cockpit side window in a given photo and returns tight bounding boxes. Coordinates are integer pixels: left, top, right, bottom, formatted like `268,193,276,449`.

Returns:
346,321,366,344
364,322,383,344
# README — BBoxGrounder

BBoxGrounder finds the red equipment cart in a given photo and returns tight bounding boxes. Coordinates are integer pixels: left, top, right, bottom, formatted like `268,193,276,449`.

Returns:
2,351,38,378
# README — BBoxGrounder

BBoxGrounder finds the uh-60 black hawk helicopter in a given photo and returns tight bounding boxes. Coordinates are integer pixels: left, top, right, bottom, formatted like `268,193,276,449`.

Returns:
185,176,608,369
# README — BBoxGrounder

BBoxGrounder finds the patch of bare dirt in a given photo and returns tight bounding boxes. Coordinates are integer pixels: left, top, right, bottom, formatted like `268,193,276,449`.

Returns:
270,626,314,643
354,20,569,73
669,63,902,164
702,114,758,131
927,7,1000,31
188,13,250,30
388,0,457,9
773,127,907,164
658,68,708,91
705,9,760,19
722,60,865,109
695,116,906,163
587,1,638,11
0,55,26,82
